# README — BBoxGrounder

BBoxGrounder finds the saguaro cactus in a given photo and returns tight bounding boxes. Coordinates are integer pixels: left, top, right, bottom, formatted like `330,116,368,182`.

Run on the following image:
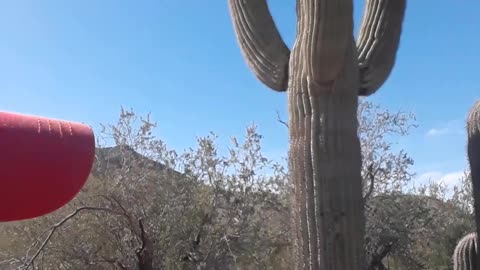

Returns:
228,0,406,269
454,100,480,269
453,232,478,270
468,101,480,242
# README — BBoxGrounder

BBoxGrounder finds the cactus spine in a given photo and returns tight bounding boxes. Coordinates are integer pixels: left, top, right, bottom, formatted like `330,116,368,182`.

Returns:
454,101,480,270
228,0,406,269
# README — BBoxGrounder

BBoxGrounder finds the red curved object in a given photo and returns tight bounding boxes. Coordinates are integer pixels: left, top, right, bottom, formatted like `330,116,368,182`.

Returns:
0,111,95,222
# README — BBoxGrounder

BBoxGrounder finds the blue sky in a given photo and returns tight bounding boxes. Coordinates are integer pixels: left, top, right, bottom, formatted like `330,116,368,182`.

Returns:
0,1,479,189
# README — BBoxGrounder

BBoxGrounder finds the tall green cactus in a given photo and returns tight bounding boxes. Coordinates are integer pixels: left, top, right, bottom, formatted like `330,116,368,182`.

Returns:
228,0,406,269
454,101,480,270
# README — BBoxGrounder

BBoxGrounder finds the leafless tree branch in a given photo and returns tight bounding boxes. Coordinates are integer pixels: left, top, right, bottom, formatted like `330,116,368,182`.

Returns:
363,164,377,203
21,206,116,270
276,111,288,129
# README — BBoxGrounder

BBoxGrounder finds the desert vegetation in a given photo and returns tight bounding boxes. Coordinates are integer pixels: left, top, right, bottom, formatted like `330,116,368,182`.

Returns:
0,101,476,270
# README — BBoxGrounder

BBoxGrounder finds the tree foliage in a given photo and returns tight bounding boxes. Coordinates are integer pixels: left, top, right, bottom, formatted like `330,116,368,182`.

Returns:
0,101,475,270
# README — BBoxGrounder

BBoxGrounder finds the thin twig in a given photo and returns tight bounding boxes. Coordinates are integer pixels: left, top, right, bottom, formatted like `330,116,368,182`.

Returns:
21,206,116,270
363,164,377,203
276,111,288,128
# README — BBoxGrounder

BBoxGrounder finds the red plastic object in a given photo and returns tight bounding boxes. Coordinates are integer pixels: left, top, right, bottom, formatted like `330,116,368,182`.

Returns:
0,112,95,222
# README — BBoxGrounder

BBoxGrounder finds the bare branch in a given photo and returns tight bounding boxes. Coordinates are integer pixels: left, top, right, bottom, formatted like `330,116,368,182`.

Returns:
222,235,237,264
136,218,147,254
363,164,377,203
276,111,288,129
21,206,116,270
135,218,155,270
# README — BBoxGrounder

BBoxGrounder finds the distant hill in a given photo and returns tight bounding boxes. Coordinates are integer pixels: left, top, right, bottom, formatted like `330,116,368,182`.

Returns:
92,145,184,180
94,145,168,173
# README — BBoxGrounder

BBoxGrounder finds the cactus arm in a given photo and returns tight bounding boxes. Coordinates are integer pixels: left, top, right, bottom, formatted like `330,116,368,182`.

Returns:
356,0,406,96
228,0,290,91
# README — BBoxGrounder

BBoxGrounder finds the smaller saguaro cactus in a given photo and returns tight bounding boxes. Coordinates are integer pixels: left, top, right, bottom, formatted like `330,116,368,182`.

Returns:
453,232,478,270
468,101,480,239
453,100,480,270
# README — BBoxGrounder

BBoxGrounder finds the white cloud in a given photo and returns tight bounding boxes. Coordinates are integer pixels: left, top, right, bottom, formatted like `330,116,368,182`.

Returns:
425,119,465,137
416,171,444,182
426,128,450,137
442,171,466,186
415,170,465,192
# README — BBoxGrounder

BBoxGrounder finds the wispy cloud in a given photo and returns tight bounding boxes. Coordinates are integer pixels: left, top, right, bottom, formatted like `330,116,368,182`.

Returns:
425,119,465,137
415,170,466,191
426,128,450,137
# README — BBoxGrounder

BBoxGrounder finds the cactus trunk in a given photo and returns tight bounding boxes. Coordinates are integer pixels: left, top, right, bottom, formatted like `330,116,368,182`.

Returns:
288,79,365,269
288,12,365,267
